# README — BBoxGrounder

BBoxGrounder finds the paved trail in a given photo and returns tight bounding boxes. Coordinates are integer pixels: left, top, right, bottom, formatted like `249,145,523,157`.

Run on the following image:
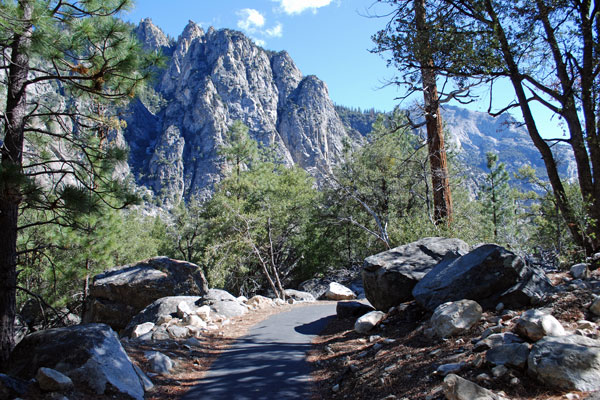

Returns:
181,303,337,400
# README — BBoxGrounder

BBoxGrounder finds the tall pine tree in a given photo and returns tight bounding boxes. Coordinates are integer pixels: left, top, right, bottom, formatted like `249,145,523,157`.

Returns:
0,0,158,362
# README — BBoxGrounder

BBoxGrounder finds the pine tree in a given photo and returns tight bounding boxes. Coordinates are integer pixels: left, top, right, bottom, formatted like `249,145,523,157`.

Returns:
481,152,511,242
0,0,158,362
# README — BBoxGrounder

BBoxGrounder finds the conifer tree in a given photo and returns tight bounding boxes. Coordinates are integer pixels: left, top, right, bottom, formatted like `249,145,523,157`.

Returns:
481,152,511,242
0,0,158,362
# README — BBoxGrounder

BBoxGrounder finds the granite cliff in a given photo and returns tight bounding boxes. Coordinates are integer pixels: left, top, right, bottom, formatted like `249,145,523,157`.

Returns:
126,19,356,205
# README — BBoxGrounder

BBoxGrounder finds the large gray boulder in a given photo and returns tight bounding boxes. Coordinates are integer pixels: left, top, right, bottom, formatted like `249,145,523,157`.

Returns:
528,334,600,391
199,289,248,318
362,237,469,311
83,257,208,330
413,244,551,311
7,324,145,399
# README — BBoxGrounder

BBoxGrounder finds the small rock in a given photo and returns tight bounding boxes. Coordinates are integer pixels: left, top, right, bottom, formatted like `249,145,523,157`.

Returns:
36,367,73,392
443,374,508,400
514,309,566,341
144,351,174,375
247,295,274,310
185,315,207,329
369,335,381,343
486,343,530,369
132,322,155,339
195,305,212,320
332,384,340,392
156,315,172,325
570,263,590,279
510,377,520,385
576,320,596,330
167,325,189,339
495,302,504,311
355,311,385,334
325,282,356,301
565,393,580,400
177,300,196,318
431,299,482,338
436,362,465,376
491,365,508,378
475,373,490,382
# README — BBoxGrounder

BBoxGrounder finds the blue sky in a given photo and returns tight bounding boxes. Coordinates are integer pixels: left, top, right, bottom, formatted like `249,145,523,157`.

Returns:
125,0,565,138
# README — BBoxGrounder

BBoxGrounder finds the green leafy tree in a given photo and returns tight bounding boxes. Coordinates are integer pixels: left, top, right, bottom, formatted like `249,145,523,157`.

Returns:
0,0,158,361
481,152,512,242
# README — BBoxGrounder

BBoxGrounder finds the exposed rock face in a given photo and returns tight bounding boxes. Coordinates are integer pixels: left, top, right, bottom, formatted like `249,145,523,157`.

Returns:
528,335,600,391
198,289,248,317
362,237,470,311
412,245,550,311
126,20,356,202
7,324,145,399
83,257,208,330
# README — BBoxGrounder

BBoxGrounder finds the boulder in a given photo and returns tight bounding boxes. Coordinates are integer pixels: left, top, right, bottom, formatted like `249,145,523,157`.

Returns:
486,343,530,369
430,300,482,338
247,295,274,309
200,289,248,318
363,237,469,311
36,367,73,392
124,296,201,336
83,257,208,330
354,311,385,334
283,289,316,303
497,264,552,309
528,334,600,391
298,265,363,300
7,323,145,399
570,263,590,279
443,374,508,400
325,282,356,300
0,373,30,399
413,244,549,311
336,301,375,319
514,309,566,342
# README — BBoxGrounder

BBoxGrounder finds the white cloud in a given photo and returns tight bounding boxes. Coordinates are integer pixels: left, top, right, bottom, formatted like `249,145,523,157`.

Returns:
265,23,283,38
237,9,265,32
253,38,267,47
274,0,334,15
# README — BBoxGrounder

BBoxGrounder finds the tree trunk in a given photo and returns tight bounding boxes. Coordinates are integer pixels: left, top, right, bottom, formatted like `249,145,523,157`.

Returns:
483,0,594,254
414,0,453,226
0,0,33,364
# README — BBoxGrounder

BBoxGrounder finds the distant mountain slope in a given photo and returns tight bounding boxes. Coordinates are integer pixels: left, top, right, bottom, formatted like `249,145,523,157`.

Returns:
125,19,574,205
335,104,576,186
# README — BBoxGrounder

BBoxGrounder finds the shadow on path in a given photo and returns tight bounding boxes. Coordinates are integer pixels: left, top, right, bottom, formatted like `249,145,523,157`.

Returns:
181,303,336,400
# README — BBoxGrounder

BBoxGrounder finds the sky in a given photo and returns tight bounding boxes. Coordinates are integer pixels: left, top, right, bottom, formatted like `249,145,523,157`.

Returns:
124,0,566,138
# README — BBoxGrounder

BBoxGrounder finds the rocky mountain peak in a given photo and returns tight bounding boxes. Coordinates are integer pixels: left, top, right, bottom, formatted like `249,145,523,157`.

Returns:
125,21,355,204
134,18,171,51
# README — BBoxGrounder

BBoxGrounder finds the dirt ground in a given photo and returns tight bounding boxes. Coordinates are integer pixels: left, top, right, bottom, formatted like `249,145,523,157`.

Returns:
308,271,600,400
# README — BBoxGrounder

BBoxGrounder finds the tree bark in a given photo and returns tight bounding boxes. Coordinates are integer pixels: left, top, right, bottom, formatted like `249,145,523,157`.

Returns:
0,0,33,363
483,0,594,254
414,0,453,226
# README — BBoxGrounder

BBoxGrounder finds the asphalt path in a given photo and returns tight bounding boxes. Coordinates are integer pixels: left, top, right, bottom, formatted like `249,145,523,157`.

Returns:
181,302,337,400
